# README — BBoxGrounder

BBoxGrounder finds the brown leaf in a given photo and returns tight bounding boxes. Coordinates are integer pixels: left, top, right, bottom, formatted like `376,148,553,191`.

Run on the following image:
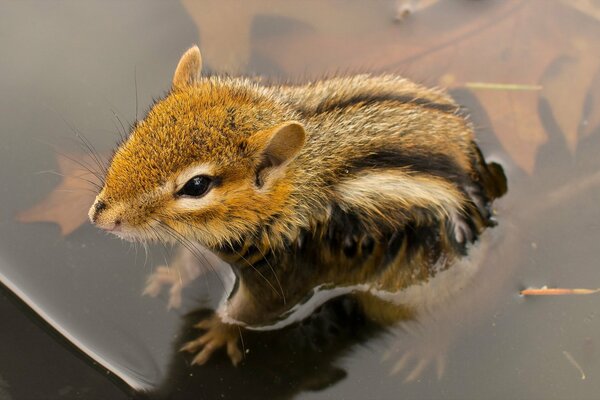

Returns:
186,0,600,174
17,153,101,235
181,0,414,73
181,0,254,74
539,16,600,151
562,0,600,23
20,0,600,238
580,65,600,139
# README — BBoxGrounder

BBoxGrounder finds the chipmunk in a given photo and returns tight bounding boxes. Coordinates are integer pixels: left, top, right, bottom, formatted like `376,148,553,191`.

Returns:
89,45,506,367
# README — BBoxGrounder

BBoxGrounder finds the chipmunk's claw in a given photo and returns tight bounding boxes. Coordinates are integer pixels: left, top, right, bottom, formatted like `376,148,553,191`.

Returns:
143,245,212,309
143,266,184,309
181,315,243,366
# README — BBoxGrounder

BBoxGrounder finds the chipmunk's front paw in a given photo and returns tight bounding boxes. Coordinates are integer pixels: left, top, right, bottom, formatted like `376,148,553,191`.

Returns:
143,266,186,309
181,315,243,366
142,246,208,309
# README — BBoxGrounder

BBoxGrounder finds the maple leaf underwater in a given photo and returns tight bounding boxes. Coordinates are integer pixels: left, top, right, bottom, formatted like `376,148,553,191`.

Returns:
17,153,101,236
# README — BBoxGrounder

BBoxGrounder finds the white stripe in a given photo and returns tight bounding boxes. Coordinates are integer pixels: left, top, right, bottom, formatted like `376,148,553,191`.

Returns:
173,163,215,191
335,171,463,218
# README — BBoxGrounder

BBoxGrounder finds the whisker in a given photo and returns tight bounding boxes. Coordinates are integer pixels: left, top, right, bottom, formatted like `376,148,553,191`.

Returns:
249,231,286,304
75,132,108,177
237,325,246,362
58,147,104,181
114,114,130,141
131,236,139,265
110,109,128,143
140,226,151,269
53,188,100,195
37,170,103,191
158,243,172,275
228,245,281,300
172,219,283,300
134,66,139,124
59,117,108,179
150,218,227,291
34,138,105,185
42,104,107,179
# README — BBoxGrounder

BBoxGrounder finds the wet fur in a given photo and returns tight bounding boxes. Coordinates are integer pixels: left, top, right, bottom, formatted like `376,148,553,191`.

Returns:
91,45,507,329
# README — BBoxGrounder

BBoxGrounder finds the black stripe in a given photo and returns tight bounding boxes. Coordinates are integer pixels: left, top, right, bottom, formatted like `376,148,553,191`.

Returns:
381,230,406,266
346,149,468,185
326,205,365,246
243,244,260,260
404,223,442,262
300,93,459,116
214,239,245,257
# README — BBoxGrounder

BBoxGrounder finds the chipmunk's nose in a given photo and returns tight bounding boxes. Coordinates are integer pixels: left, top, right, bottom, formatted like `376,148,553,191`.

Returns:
89,199,122,231
90,200,107,223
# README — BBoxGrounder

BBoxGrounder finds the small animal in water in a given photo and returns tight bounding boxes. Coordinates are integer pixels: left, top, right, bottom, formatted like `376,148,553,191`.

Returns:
88,45,506,366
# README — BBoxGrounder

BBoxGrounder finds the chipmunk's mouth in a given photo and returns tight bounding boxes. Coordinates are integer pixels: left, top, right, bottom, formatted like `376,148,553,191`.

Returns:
109,229,138,243
104,219,165,244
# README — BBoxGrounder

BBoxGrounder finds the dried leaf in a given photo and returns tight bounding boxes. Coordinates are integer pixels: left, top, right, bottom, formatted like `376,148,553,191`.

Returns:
193,0,600,174
561,0,600,23
181,0,254,74
181,0,410,73
540,40,600,152
582,66,600,138
17,153,100,235
20,1,600,235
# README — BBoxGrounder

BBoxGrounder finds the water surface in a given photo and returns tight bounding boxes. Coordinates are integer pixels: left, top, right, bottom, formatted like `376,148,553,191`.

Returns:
1,1,600,399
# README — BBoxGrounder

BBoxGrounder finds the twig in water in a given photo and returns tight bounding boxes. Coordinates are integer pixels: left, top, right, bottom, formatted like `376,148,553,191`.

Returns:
520,286,600,296
465,82,543,91
562,350,586,380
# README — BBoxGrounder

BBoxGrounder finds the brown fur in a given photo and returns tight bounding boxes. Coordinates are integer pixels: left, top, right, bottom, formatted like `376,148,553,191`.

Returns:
90,46,504,257
89,45,507,367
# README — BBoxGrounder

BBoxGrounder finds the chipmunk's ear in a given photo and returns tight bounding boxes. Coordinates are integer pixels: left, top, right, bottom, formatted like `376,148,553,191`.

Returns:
172,45,202,89
248,121,306,187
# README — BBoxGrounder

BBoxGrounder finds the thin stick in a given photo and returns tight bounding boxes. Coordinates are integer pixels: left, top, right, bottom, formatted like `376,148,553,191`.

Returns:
520,286,600,296
562,351,586,380
465,82,543,91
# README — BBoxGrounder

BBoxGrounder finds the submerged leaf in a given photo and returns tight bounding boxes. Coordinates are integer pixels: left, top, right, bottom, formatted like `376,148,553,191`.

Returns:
17,153,101,235
189,0,600,174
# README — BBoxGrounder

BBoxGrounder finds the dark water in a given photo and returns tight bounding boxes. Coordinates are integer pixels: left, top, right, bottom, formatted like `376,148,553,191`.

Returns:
1,1,600,399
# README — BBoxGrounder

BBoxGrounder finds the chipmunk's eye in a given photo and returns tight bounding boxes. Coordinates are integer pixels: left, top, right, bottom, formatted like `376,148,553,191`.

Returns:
177,175,212,197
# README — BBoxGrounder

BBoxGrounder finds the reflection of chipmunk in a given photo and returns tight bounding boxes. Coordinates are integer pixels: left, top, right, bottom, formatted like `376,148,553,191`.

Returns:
89,45,506,366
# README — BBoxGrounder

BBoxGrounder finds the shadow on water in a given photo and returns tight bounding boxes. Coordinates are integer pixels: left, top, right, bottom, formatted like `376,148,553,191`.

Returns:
141,234,500,400
147,300,376,400
137,78,600,399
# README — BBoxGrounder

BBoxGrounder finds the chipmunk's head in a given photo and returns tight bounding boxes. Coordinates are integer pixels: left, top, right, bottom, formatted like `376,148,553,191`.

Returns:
89,46,305,248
